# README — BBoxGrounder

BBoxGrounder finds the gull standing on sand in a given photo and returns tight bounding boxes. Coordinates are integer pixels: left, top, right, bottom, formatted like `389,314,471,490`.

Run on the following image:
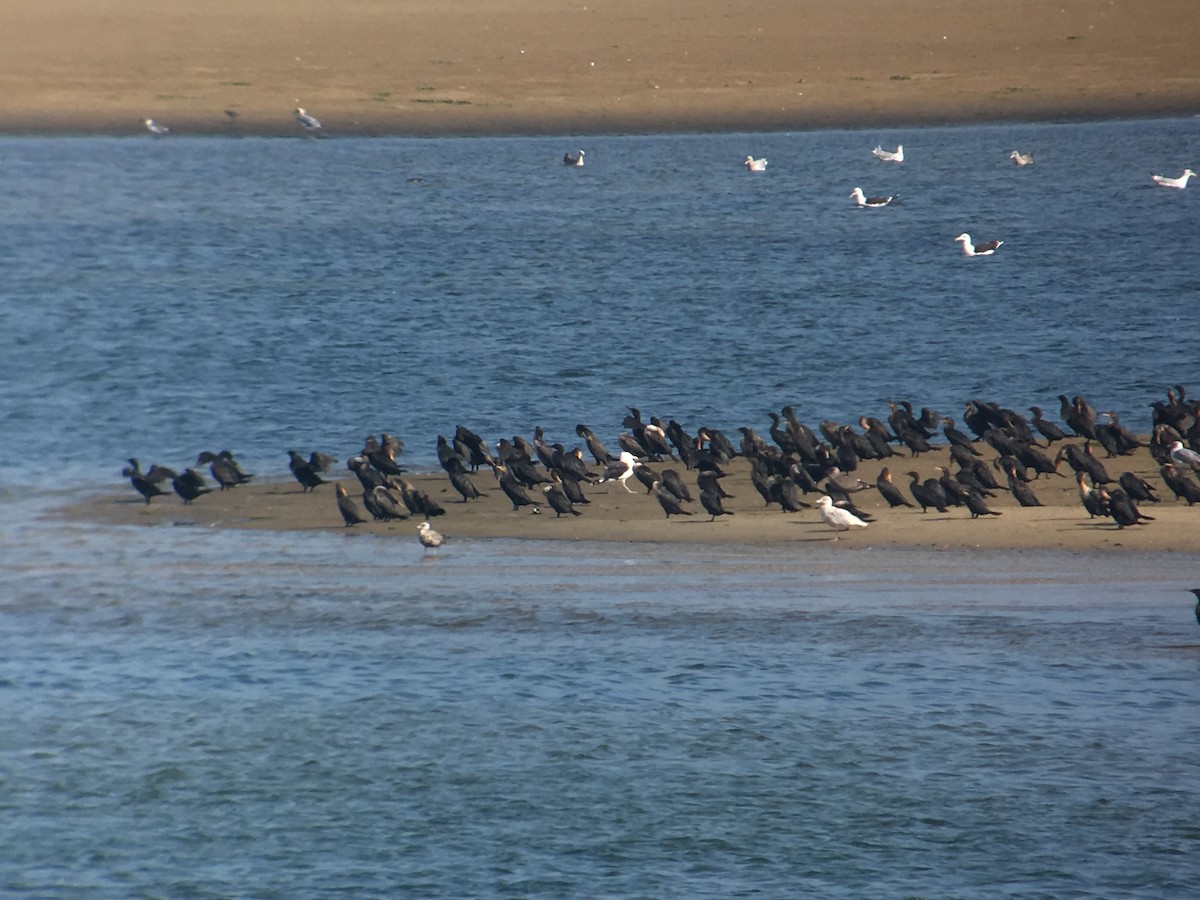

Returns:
955,232,1003,256
144,118,171,135
1168,440,1200,474
418,521,446,549
1150,168,1196,189
744,155,768,172
816,495,869,537
294,107,323,132
872,144,903,162
1009,150,1034,166
563,149,585,167
849,187,896,208
598,451,639,493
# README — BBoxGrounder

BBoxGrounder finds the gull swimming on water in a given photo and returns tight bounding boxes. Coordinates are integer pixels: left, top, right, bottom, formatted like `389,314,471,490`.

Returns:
418,521,446,549
144,118,171,135
563,149,585,167
294,107,323,132
744,155,768,172
872,144,903,162
955,232,1003,256
815,495,869,538
1009,150,1034,166
849,187,896,208
1150,168,1196,189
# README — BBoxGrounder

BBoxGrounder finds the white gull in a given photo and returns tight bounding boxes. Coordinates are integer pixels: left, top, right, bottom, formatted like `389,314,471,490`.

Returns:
816,495,869,538
955,232,1003,256
744,155,768,172
294,107,323,131
872,144,903,162
849,187,896,208
143,118,171,135
1151,169,1196,189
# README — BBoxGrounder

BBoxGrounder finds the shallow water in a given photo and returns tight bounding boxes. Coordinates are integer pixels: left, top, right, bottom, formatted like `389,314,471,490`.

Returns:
2,120,1200,896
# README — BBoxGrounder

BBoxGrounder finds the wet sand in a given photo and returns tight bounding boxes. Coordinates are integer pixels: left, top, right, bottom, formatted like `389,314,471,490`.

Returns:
3,0,1197,136
61,442,1199,553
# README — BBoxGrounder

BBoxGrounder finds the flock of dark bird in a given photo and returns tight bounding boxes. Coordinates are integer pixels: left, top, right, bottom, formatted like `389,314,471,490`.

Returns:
124,386,1200,539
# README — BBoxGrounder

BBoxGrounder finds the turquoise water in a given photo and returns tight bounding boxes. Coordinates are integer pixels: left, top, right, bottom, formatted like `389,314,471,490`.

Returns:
1,119,1200,896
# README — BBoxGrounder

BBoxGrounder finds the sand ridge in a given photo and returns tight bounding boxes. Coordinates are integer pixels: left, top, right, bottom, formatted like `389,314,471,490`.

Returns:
2,0,1197,135
63,438,1200,554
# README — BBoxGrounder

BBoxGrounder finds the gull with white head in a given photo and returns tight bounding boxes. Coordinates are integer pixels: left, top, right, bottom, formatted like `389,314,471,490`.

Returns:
294,107,323,132
417,521,446,549
955,233,1003,257
1151,169,1196,189
872,144,903,162
816,495,869,538
744,155,768,172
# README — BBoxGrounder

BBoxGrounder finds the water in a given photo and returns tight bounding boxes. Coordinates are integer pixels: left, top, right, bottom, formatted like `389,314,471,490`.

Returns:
0,118,1197,483
2,119,1200,896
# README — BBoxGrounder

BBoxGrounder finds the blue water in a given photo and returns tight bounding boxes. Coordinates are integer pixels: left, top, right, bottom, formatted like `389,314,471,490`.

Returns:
2,119,1200,896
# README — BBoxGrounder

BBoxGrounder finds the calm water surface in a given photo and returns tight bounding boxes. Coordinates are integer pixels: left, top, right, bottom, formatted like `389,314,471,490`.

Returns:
2,120,1199,896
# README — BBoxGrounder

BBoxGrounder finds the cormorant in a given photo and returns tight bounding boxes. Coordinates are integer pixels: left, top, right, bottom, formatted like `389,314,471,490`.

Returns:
196,450,253,490
543,480,581,517
1099,488,1154,529
906,471,948,513
875,467,914,508
335,483,367,526
172,468,212,504
659,469,693,503
653,481,694,518
965,490,1002,518
1028,406,1067,444
494,463,540,511
287,450,327,492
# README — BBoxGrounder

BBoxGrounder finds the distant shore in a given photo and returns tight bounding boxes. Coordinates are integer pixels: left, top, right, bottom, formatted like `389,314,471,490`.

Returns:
58,441,1200,555
3,0,1197,137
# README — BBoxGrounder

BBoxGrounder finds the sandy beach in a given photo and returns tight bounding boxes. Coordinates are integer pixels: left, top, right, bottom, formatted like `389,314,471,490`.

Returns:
61,438,1200,554
3,0,1197,136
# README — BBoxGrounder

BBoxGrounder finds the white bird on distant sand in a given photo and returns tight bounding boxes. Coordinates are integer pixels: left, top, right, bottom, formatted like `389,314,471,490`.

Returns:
563,149,585,167
816,495,869,537
1150,168,1196,189
294,107,323,131
144,118,171,135
744,155,768,172
872,144,903,162
1009,150,1034,166
417,521,446,549
955,232,1004,256
1169,440,1200,474
849,187,896,208
598,451,639,493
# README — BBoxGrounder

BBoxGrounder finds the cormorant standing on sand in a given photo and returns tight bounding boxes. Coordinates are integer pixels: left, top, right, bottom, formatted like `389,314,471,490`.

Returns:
906,471,948,513
1099,487,1154,529
965,490,1002,518
875,467,914,508
543,478,582,517
335,483,367,526
1028,406,1067,444
1159,463,1200,505
197,450,253,490
494,463,540,511
653,481,694,518
1003,462,1042,508
124,459,174,504
660,469,693,503
288,450,327,492
172,468,213,504
697,471,733,521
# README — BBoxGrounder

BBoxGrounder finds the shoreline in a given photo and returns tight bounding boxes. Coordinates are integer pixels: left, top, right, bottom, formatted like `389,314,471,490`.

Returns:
3,0,1196,140
54,444,1200,555
2,103,1196,142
